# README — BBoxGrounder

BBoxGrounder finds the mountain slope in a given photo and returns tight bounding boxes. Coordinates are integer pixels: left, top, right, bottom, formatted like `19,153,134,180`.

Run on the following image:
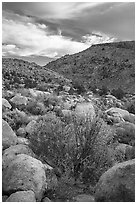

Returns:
44,41,135,93
2,58,71,90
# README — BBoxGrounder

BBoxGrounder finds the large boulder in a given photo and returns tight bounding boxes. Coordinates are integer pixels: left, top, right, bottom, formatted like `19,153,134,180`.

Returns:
2,119,18,150
105,107,135,124
75,102,95,121
2,154,47,201
114,122,135,145
2,144,36,170
5,190,36,202
94,159,135,202
2,98,12,111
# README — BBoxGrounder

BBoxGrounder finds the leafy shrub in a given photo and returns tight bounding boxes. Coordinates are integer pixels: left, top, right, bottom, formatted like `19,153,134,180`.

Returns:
111,88,125,99
72,80,86,95
99,85,109,96
29,113,104,183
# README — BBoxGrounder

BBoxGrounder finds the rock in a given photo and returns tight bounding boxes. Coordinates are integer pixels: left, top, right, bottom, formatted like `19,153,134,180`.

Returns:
73,194,95,202
43,163,58,190
63,85,71,92
25,120,37,134
75,102,95,121
94,159,135,202
16,127,26,137
2,119,18,150
10,94,28,107
2,98,12,111
3,154,47,201
106,107,130,121
17,137,30,145
114,143,135,162
29,89,45,99
114,122,135,145
123,113,135,124
42,197,52,202
3,144,36,170
15,108,30,124
5,190,36,202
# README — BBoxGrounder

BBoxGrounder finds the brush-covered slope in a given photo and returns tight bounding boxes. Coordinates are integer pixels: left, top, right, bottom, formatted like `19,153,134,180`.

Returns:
44,41,135,93
2,58,71,90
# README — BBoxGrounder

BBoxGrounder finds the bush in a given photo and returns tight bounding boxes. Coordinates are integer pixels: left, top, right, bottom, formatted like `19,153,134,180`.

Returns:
111,88,125,99
99,85,109,96
29,114,103,181
72,80,86,95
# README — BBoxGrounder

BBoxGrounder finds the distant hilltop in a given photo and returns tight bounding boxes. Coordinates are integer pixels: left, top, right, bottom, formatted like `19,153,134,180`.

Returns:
44,41,135,94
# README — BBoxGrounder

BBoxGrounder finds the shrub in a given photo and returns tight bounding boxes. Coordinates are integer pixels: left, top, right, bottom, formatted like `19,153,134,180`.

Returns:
29,113,103,183
111,88,125,99
99,85,109,96
72,80,86,95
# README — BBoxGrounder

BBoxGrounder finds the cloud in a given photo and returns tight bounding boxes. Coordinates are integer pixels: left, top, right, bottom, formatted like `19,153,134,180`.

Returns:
83,32,116,45
2,10,90,58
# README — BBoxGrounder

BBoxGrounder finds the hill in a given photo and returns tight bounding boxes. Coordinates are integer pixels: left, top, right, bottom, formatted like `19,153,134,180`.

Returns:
2,58,71,90
44,41,135,93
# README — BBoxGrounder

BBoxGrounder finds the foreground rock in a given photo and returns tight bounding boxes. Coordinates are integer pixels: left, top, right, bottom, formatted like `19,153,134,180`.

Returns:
6,190,36,202
2,144,36,170
94,159,135,202
3,154,47,201
10,94,28,108
2,119,18,150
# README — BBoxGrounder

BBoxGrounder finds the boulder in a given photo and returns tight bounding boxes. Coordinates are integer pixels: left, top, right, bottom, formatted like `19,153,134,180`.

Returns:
16,127,26,137
2,119,18,150
3,154,47,201
10,94,28,107
17,137,30,145
15,108,30,124
106,107,135,123
73,194,95,202
5,190,36,202
42,197,52,202
2,144,36,170
114,122,135,145
25,120,37,135
114,143,135,162
2,98,12,111
94,159,135,202
75,102,95,121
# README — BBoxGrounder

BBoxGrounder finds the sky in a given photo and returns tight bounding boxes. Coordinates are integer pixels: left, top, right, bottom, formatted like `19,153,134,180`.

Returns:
2,2,135,65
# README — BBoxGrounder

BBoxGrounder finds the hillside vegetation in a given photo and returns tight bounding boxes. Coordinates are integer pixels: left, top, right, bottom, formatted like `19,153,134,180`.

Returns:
44,41,135,93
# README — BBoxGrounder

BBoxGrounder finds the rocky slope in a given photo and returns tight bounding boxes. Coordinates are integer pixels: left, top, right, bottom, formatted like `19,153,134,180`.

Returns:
44,41,135,93
2,58,71,90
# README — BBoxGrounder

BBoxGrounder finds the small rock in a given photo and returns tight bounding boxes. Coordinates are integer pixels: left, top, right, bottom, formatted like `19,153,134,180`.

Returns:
2,98,12,111
17,137,30,145
16,127,26,137
73,194,95,202
42,197,52,202
25,120,37,134
2,119,18,150
6,190,36,202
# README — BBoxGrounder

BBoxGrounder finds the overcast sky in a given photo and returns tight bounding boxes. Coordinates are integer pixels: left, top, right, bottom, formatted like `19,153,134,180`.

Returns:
2,2,135,65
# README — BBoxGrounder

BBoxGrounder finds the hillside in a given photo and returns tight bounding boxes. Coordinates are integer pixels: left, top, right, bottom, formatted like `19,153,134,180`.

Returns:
44,41,135,93
2,58,71,90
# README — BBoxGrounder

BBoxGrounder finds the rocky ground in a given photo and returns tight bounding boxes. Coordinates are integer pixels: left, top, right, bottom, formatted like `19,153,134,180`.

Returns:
2,82,135,202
